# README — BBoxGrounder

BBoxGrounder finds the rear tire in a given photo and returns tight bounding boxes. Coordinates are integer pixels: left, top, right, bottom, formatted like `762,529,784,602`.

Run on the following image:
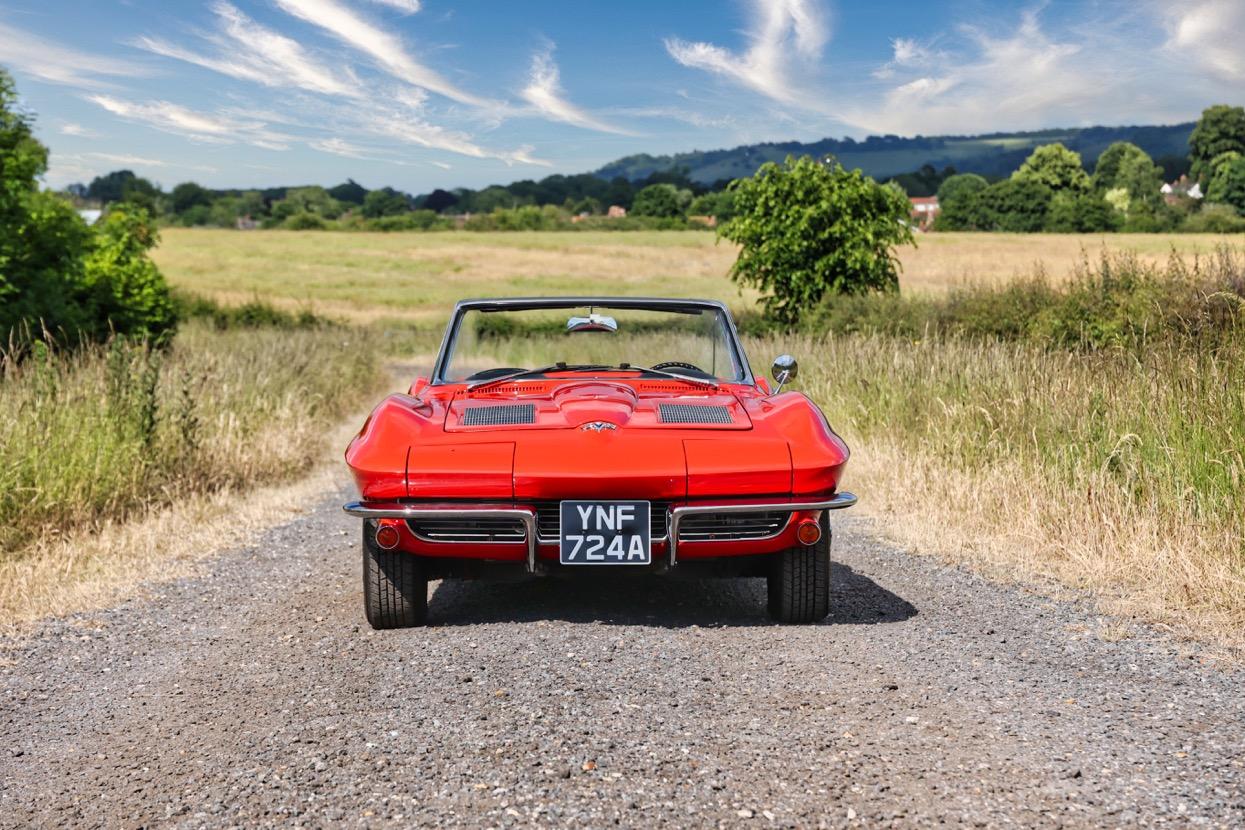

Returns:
767,513,831,623
362,523,427,629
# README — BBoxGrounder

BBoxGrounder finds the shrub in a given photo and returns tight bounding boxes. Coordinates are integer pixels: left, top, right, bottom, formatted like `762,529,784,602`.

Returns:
972,178,1053,232
1182,204,1245,233
935,173,988,230
283,211,329,230
631,183,685,218
82,206,178,343
720,155,914,325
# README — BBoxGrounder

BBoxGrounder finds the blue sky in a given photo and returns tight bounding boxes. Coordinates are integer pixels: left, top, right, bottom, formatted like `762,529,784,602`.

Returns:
2,0,1242,192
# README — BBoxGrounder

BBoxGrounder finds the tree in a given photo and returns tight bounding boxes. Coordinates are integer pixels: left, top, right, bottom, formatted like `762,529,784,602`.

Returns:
1189,104,1245,184
422,188,459,213
1013,144,1089,192
1045,192,1119,232
328,179,369,205
86,169,160,208
1206,155,1245,213
630,183,682,217
170,181,212,215
973,178,1053,232
719,156,914,325
361,187,410,218
0,69,174,344
1092,142,1164,216
935,173,988,229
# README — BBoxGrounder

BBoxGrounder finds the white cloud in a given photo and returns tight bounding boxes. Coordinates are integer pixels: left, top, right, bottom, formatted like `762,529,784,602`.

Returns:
846,10,1149,135
133,2,358,97
520,47,633,134
272,0,492,107
872,37,943,79
59,122,100,138
83,152,217,173
86,94,293,149
0,22,149,89
355,109,549,165
1163,0,1245,82
430,160,452,169
365,0,421,13
665,0,828,104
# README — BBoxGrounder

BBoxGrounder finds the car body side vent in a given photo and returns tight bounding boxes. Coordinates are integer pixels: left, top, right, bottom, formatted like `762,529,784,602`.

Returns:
658,403,733,424
462,403,536,426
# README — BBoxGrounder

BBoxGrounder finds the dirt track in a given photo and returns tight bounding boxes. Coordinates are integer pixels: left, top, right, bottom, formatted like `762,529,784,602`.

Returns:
2,483,1243,828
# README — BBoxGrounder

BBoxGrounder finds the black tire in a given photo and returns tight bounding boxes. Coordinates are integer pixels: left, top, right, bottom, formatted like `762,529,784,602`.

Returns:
767,513,831,623
362,523,427,629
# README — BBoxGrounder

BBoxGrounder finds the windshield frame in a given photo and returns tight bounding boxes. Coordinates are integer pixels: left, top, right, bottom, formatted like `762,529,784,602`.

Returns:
430,297,755,387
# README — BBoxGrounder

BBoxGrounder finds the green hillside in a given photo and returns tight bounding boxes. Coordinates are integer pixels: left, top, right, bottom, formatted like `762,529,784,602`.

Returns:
595,123,1195,184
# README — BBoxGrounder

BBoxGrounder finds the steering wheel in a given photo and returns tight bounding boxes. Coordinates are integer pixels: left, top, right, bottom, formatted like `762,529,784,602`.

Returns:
651,361,705,373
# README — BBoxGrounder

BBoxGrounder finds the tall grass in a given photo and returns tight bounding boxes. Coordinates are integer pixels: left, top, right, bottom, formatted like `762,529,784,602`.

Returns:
760,248,1245,641
0,319,385,554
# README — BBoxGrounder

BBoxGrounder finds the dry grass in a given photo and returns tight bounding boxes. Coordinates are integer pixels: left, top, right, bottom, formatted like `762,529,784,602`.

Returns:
776,331,1245,648
151,229,1235,321
0,321,390,627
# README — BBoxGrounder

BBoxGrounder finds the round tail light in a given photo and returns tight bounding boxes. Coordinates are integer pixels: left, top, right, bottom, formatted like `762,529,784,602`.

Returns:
375,523,401,550
796,517,822,546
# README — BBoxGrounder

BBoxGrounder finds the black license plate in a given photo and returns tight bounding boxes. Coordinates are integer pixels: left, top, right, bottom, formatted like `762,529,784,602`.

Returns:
559,501,651,565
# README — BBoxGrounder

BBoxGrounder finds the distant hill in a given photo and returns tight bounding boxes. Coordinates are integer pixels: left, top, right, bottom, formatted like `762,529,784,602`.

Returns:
594,123,1195,184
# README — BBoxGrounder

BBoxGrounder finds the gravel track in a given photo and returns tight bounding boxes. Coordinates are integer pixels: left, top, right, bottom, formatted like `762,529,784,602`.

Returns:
2,485,1243,828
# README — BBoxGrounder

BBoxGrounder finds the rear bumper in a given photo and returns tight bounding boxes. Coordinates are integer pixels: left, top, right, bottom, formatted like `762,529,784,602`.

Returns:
343,493,857,573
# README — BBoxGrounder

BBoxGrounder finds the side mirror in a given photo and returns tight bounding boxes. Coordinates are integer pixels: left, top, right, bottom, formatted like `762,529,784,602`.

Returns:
408,376,430,397
770,354,797,395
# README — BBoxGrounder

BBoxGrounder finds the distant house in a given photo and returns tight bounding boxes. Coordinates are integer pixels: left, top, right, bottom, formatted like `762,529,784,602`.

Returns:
235,215,258,230
908,196,940,231
606,205,627,218
1161,175,1203,205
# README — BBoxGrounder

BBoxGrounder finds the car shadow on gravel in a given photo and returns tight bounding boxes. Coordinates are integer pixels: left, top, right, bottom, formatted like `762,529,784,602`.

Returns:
426,562,917,628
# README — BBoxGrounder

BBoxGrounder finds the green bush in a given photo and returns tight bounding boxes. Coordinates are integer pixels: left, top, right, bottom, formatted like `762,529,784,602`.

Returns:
1182,204,1245,233
283,211,329,230
720,155,914,325
0,69,175,346
973,178,1053,232
935,173,988,230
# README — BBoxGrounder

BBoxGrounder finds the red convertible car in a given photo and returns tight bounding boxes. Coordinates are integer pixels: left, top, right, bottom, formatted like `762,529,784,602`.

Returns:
344,298,855,628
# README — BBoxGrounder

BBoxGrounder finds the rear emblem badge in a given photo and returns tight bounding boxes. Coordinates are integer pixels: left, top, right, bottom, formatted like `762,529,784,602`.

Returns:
581,421,617,432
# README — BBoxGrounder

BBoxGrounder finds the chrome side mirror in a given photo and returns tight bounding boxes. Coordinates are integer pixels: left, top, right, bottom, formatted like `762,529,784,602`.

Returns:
770,354,797,395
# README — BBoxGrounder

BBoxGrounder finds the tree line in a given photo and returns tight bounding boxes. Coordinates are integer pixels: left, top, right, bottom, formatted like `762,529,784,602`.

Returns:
931,105,1245,233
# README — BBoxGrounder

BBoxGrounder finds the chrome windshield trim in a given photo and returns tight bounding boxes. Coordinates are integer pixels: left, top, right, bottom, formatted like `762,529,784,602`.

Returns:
343,503,539,572
667,493,857,567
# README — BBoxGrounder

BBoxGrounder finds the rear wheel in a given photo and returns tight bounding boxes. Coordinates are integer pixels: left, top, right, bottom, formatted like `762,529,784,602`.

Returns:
767,513,831,623
362,523,427,629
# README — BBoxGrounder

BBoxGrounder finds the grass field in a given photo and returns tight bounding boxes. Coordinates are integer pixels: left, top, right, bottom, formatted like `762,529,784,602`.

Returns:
151,229,1241,319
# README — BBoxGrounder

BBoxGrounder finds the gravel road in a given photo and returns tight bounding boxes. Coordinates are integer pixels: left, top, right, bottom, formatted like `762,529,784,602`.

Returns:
3,484,1243,828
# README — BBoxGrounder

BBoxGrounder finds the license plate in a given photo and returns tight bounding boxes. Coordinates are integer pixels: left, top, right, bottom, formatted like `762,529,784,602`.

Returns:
559,501,651,565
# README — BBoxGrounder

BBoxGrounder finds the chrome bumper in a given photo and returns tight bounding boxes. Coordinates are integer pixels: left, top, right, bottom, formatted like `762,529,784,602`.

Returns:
343,492,857,573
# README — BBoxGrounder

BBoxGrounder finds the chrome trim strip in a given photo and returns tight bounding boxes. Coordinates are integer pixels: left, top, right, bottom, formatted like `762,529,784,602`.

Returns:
667,493,857,567
675,511,791,542
343,503,539,572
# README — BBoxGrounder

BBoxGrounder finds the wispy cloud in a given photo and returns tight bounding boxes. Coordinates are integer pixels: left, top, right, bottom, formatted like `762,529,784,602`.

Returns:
365,0,421,13
272,0,492,107
86,94,293,150
59,122,100,138
846,9,1168,135
665,0,828,104
0,21,149,89
355,108,549,165
520,47,633,134
133,2,358,97
82,151,217,172
1162,0,1245,82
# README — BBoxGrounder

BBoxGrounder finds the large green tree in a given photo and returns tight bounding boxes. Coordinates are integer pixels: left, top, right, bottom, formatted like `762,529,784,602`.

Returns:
1092,142,1164,217
630,183,683,217
1189,105,1245,184
973,179,1053,232
1013,144,1090,192
0,68,175,344
719,156,913,325
935,173,988,229
1206,155,1245,213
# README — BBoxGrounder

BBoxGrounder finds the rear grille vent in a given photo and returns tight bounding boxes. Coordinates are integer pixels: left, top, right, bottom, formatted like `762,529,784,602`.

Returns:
677,511,790,541
658,403,732,424
461,403,536,426
536,502,670,542
407,517,525,542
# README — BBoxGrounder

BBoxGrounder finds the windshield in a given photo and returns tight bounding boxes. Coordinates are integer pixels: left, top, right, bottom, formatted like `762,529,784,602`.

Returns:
439,305,745,383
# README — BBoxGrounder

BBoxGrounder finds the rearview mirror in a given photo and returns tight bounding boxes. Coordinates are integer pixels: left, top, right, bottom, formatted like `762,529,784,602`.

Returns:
770,354,797,395
566,313,618,333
